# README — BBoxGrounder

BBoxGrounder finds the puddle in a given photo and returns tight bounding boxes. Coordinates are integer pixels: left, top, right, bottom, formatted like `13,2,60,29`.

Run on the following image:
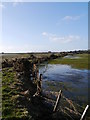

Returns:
64,55,81,59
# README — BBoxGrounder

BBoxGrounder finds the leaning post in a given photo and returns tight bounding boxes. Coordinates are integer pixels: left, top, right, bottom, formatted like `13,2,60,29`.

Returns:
53,90,62,112
80,105,89,120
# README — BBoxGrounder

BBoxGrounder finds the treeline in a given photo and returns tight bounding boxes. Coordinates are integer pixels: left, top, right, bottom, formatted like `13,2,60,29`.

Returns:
1,49,89,55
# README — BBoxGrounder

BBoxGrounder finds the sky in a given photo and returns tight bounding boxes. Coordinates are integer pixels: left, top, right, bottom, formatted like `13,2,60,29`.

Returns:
0,2,88,53
1,0,89,2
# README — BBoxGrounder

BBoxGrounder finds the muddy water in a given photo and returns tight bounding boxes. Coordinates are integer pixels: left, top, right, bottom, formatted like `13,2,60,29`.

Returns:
39,64,89,106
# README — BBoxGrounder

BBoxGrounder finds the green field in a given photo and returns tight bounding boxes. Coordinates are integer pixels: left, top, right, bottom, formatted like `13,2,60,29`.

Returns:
49,54,90,70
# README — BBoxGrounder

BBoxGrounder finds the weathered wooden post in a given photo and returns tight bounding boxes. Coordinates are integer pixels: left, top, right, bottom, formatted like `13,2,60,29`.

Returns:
37,74,42,95
80,105,89,120
36,69,39,81
53,90,62,112
33,64,37,81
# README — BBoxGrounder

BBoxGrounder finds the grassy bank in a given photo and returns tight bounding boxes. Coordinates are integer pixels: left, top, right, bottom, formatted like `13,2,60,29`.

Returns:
2,67,52,120
2,68,29,119
49,54,90,69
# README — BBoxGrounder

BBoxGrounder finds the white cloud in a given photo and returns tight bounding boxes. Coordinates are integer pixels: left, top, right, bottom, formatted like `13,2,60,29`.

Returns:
42,32,48,36
57,15,83,25
62,15,81,21
42,32,80,43
49,35,80,43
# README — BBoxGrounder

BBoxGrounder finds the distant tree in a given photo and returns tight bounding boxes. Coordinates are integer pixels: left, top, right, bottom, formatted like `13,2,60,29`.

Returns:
2,52,4,54
48,51,51,53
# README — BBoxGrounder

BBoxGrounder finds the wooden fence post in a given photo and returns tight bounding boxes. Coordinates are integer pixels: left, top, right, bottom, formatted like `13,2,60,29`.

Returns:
53,90,62,112
37,74,42,95
80,105,89,120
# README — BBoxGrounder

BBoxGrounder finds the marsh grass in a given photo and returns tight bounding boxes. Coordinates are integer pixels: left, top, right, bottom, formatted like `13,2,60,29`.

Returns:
49,54,89,69
2,68,29,119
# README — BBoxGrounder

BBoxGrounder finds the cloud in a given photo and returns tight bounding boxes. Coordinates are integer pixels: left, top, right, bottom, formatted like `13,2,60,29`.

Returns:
62,15,81,21
49,35,80,43
42,32,80,43
56,15,82,26
42,32,48,36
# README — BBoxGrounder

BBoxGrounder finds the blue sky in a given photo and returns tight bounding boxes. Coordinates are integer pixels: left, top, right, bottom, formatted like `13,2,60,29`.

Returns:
1,2,88,52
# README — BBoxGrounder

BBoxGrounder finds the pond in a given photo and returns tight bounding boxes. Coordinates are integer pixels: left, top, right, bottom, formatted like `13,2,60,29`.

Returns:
64,55,80,59
39,64,89,106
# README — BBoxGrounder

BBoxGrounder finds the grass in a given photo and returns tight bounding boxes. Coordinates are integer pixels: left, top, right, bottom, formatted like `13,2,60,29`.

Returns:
49,54,90,70
0,71,2,120
0,72,2,78
2,67,48,120
2,68,29,119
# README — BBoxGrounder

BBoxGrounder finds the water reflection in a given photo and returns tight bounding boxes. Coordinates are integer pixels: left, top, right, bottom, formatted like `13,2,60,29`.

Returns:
39,64,89,105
